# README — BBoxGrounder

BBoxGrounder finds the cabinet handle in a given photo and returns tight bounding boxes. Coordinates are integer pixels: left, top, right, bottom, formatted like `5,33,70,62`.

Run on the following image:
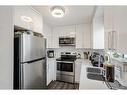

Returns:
111,31,115,50
108,32,110,50
112,30,117,50
115,31,118,50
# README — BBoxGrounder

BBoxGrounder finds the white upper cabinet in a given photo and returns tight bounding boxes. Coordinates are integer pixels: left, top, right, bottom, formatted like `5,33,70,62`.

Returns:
104,6,127,54
43,23,52,48
51,24,91,48
52,25,76,48
14,6,43,34
76,24,91,48
104,7,116,50
52,27,60,48
31,8,43,34
104,7,114,32
113,7,127,54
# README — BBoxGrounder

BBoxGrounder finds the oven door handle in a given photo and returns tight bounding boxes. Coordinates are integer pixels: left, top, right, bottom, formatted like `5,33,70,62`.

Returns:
57,61,73,63
57,63,61,71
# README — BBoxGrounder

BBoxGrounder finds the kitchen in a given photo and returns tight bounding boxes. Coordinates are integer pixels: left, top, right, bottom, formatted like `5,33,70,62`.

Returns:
0,5,127,90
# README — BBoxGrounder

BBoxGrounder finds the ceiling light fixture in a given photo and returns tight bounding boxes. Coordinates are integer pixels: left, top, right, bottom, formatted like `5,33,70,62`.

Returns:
50,6,65,18
21,16,33,22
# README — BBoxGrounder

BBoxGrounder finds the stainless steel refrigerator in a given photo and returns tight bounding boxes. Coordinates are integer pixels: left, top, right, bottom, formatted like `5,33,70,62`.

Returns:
14,32,46,89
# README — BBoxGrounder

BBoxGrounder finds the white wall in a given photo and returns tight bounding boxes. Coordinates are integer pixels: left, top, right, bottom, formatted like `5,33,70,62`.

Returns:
0,7,13,89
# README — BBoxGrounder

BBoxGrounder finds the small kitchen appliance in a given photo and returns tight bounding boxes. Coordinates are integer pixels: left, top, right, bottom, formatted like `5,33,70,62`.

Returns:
47,50,54,58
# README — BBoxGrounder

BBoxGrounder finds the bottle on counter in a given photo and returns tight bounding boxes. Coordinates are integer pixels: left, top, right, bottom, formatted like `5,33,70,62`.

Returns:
84,52,90,59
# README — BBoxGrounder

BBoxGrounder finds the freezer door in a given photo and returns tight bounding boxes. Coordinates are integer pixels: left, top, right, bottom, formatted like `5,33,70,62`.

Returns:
21,59,46,89
21,34,46,62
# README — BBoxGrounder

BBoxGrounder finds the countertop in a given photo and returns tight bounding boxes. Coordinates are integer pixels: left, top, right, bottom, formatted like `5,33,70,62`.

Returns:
75,58,91,64
78,59,109,89
112,57,127,64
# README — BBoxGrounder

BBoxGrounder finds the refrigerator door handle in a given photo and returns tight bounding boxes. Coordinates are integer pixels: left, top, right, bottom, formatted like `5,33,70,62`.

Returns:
24,57,46,64
20,64,24,89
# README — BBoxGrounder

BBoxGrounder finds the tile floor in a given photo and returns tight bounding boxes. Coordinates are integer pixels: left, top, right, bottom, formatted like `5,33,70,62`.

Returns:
47,81,79,90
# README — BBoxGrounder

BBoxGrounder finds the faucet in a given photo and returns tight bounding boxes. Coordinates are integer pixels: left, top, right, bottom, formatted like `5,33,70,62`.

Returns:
105,52,112,63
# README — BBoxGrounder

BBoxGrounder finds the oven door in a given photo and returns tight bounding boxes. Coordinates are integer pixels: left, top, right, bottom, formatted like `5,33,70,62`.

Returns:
57,61,74,75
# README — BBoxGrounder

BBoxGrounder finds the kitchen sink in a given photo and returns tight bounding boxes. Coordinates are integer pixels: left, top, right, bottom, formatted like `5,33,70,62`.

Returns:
86,67,105,81
86,67,103,74
87,73,105,81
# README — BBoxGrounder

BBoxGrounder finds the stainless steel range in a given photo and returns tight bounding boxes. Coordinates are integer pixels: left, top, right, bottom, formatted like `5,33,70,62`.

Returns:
56,52,77,83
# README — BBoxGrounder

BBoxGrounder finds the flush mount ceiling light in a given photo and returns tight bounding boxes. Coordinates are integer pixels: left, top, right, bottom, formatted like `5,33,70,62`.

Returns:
50,6,65,18
21,16,33,22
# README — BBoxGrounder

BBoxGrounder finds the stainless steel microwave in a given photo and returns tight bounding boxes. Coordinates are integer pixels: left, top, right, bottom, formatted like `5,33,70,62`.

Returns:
59,37,75,46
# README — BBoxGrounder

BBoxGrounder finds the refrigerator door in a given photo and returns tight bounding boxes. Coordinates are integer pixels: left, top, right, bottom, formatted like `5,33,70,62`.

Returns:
21,33,46,63
21,59,46,89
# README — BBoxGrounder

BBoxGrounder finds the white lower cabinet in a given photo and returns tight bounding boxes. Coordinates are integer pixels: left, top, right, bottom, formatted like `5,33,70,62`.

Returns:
46,58,56,85
112,59,127,86
75,61,82,83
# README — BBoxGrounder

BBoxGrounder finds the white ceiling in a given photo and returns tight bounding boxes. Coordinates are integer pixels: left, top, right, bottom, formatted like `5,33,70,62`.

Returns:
33,6,95,27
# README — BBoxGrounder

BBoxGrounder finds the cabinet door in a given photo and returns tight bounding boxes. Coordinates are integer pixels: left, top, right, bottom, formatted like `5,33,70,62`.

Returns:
104,6,127,53
43,24,52,48
104,31,108,50
104,7,114,32
107,31,112,50
46,58,55,85
75,62,82,83
52,25,75,48
59,25,75,37
52,29,60,48
31,8,43,34
46,59,51,85
113,7,127,54
76,24,91,48
76,25,84,48
104,7,114,50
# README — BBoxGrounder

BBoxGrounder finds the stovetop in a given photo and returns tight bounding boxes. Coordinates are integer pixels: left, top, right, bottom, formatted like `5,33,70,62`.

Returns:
56,57,76,62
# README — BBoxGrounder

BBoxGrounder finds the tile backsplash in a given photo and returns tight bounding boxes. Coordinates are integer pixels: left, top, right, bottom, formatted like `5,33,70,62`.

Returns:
47,47,104,59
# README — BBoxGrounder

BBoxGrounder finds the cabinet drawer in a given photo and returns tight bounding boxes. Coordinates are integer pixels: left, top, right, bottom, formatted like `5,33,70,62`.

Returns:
56,74,74,83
